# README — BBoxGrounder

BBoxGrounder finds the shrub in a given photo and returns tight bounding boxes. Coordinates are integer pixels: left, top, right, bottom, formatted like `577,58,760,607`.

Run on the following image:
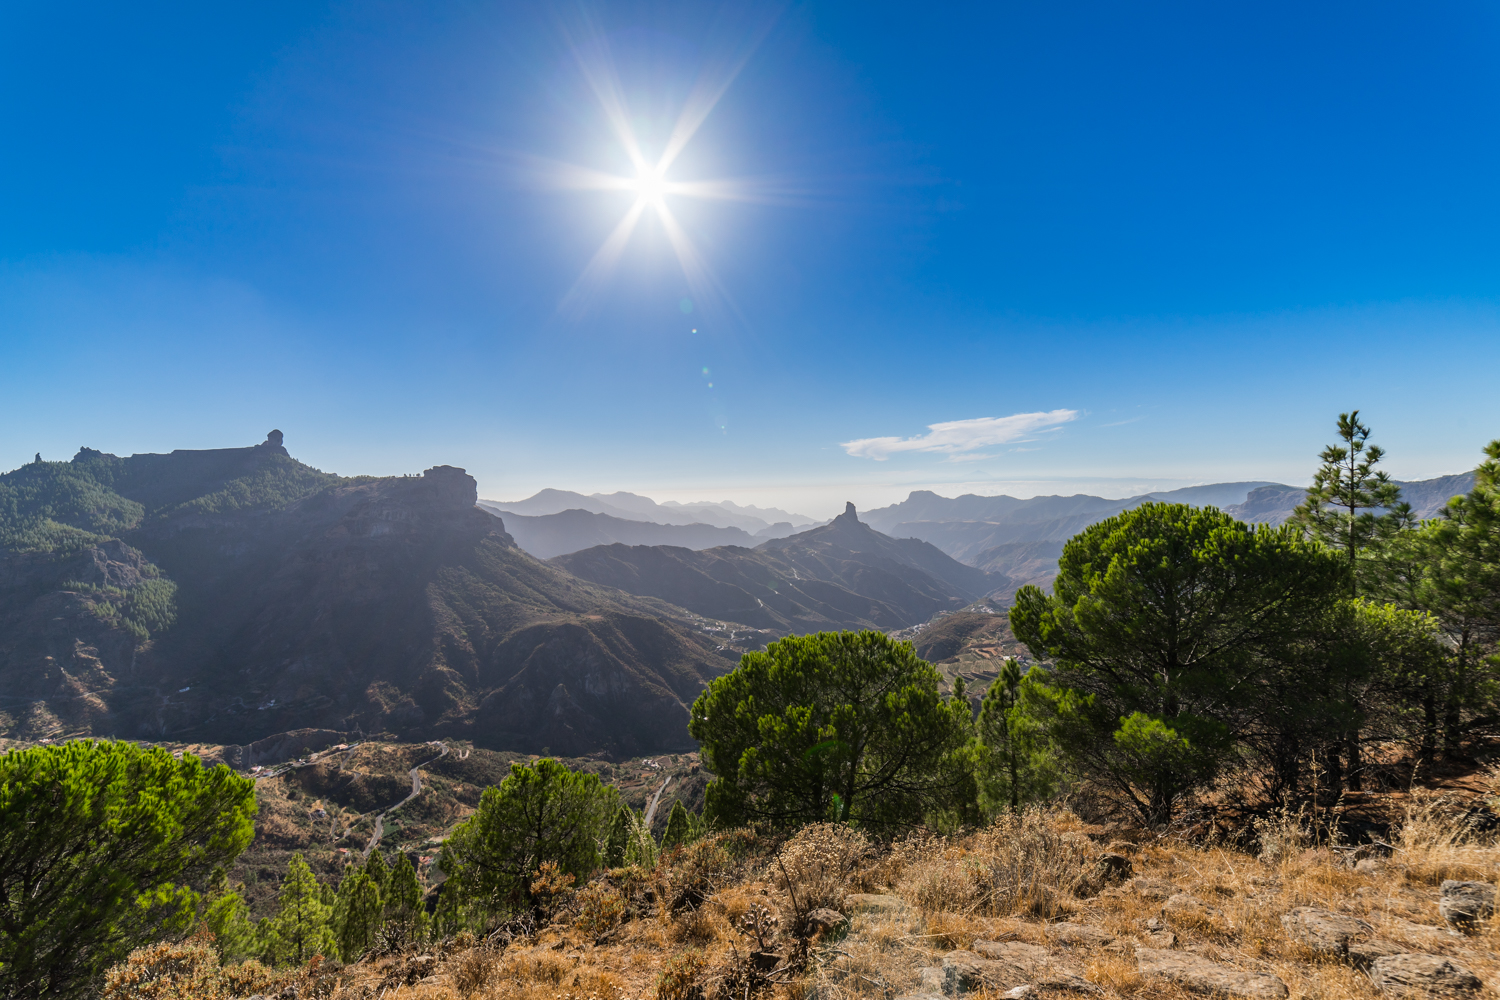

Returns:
772,824,873,932
575,882,626,941
655,950,707,1000
100,939,291,1000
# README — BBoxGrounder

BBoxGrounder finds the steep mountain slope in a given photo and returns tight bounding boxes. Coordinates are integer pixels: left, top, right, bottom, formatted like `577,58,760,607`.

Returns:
552,503,1007,634
970,539,1066,587
0,435,735,755
476,505,757,558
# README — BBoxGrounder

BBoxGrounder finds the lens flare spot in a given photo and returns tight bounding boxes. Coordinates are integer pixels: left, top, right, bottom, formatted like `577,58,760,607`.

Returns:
679,298,694,313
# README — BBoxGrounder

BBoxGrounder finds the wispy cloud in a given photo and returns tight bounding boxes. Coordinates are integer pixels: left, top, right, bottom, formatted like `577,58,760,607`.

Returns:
840,409,1080,461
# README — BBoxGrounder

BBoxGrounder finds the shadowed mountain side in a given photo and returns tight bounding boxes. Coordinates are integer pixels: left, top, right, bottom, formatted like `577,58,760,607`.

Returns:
476,505,757,558
971,539,1066,588
552,504,1009,635
0,439,736,756
755,503,1001,598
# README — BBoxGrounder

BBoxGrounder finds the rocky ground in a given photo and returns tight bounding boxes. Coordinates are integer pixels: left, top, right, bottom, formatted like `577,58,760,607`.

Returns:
104,768,1500,1000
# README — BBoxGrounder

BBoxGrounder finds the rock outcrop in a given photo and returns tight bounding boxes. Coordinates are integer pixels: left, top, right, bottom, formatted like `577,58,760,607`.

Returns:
1368,953,1483,996
1438,880,1495,933
1135,947,1288,998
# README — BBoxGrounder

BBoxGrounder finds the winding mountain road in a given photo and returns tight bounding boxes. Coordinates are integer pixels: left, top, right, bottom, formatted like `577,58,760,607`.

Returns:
362,742,450,858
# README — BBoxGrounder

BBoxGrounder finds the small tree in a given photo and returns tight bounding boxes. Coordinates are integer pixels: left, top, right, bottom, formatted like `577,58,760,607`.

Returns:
363,850,389,895
202,889,258,963
438,759,619,918
691,630,976,831
1292,410,1404,594
975,658,1059,815
331,868,382,962
661,800,693,852
0,741,256,999
604,806,631,867
1366,439,1500,757
260,854,335,967
381,853,428,949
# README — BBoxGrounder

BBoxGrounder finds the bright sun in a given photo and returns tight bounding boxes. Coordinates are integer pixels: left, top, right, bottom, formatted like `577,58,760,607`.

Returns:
631,168,667,204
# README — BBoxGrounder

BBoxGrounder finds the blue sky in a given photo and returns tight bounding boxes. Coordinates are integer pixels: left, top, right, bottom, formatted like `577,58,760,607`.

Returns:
3,1,1499,517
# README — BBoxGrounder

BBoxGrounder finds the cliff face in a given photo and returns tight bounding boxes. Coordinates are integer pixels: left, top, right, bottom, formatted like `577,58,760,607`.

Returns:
0,439,733,756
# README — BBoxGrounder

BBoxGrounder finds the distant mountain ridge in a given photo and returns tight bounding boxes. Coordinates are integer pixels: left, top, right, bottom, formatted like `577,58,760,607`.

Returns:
476,505,759,558
489,489,817,533
1224,473,1478,524
551,503,1006,635
865,474,1480,585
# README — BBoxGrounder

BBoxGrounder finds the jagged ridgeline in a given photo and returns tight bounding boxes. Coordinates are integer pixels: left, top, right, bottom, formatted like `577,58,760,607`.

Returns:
0,433,735,754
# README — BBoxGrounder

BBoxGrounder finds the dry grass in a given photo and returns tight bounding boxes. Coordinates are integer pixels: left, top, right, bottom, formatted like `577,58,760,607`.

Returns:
106,777,1500,1000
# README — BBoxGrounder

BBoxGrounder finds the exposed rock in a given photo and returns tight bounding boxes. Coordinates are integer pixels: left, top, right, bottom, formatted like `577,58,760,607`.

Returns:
1135,947,1288,998
804,908,847,937
1356,858,1386,874
1438,880,1495,932
1131,878,1176,901
1347,939,1405,968
1164,892,1223,919
1369,953,1482,996
1077,852,1133,895
971,940,1052,966
958,943,1090,992
1279,907,1374,957
1047,922,1116,948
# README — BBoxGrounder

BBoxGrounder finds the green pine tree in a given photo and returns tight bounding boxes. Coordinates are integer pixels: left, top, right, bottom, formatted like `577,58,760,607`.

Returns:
203,889,257,963
604,806,631,868
623,808,658,869
363,849,389,895
381,853,428,950
975,658,1059,815
1292,410,1404,594
660,800,693,852
331,868,382,962
261,853,336,967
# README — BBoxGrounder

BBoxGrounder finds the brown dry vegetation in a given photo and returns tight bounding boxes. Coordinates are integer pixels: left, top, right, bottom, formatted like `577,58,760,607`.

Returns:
106,778,1500,1000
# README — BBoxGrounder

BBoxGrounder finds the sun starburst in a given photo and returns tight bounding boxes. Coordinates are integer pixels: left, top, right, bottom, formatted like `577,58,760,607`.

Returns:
550,14,782,321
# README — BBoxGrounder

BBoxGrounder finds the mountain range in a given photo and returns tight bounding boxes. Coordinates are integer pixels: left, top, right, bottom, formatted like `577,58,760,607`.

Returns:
0,434,737,756
860,475,1477,582
4,434,1478,758
550,503,1003,634
487,489,816,533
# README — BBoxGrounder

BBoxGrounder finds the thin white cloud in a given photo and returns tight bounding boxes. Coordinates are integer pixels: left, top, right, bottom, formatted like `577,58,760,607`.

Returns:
841,409,1080,461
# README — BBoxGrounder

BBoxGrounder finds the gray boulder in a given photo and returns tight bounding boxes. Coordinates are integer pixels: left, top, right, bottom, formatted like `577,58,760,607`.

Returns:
1438,880,1495,933
1369,953,1482,996
1279,906,1372,958
1136,946,1288,998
